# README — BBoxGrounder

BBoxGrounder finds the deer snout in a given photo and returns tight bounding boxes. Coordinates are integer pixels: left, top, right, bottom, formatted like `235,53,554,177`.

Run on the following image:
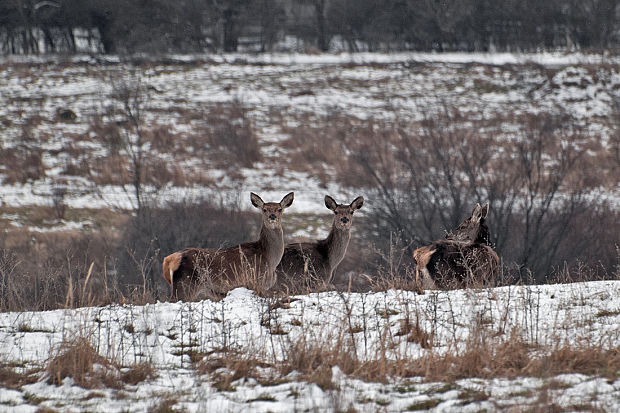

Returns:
341,217,349,224
269,213,276,220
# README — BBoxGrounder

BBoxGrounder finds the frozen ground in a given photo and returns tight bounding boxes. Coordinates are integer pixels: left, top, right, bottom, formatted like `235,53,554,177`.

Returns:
0,280,618,412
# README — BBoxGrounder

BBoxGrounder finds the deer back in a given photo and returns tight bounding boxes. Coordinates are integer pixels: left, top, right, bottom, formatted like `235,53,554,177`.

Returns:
275,195,364,293
414,202,498,289
164,192,294,300
276,242,331,293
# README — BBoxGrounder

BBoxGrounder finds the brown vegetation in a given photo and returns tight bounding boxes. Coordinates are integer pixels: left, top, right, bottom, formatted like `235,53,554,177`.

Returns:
281,104,618,282
46,337,121,389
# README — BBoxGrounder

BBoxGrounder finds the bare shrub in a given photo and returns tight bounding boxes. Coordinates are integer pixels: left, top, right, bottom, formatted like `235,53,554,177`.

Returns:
51,181,68,222
0,145,46,184
116,197,255,300
0,230,123,312
325,105,618,282
196,101,262,169
0,249,20,311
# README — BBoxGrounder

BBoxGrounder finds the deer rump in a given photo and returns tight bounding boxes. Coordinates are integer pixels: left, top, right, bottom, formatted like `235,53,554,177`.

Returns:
276,241,331,292
164,243,270,297
415,240,499,288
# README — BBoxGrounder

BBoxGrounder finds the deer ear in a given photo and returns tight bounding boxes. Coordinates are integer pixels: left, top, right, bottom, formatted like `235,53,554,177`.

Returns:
325,195,338,211
481,202,489,218
350,196,364,211
471,203,482,221
280,192,294,209
250,192,264,209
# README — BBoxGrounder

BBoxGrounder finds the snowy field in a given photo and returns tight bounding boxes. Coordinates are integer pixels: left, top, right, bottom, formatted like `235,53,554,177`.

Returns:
0,52,619,412
0,280,618,412
1,51,618,226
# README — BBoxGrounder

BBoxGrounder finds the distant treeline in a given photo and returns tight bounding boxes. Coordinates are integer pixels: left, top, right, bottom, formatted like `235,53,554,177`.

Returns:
1,0,619,55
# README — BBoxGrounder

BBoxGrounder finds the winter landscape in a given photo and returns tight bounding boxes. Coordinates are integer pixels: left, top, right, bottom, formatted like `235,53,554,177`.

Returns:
0,49,617,412
1,3,619,411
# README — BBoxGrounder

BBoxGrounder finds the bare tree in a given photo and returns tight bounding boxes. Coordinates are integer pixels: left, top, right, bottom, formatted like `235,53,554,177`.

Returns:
107,71,151,216
346,106,612,280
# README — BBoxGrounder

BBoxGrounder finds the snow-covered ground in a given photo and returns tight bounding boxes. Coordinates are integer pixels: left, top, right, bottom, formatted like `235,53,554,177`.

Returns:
0,281,618,412
1,52,618,411
1,52,618,228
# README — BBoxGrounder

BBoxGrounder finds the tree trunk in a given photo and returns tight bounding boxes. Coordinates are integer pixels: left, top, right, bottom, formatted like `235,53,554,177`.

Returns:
223,8,238,52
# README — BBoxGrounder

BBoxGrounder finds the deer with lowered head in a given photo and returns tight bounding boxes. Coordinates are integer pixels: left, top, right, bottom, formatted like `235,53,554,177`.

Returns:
413,202,499,289
162,192,294,300
276,195,364,293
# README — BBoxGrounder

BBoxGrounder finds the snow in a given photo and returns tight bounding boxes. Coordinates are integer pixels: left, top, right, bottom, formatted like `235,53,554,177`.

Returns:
5,51,617,67
1,52,618,227
0,281,619,411
0,52,618,410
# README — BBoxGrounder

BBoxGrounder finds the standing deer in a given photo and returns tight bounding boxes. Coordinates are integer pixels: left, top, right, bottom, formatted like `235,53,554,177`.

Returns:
162,192,294,300
413,203,499,289
276,195,364,293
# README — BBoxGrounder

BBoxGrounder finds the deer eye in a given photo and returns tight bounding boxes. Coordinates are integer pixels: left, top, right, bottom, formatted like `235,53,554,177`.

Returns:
263,208,267,212
278,208,282,212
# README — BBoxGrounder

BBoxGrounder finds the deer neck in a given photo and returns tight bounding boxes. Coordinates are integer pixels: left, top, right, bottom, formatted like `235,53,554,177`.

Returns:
258,225,285,271
476,221,490,245
322,222,351,270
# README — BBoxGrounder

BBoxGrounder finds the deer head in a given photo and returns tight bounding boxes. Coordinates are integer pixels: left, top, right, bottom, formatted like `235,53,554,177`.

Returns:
325,195,364,230
447,202,489,242
251,192,294,230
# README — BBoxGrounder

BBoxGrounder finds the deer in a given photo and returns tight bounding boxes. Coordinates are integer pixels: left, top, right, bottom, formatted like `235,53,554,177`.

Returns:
162,192,294,301
413,202,499,289
275,195,364,293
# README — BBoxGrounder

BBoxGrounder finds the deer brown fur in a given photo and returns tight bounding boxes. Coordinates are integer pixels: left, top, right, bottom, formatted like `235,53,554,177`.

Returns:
162,192,294,300
413,203,499,289
275,195,364,293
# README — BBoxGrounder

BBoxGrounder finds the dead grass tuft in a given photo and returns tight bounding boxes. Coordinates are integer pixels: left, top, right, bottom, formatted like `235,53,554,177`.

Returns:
0,145,46,184
148,396,183,413
46,336,121,389
528,346,620,379
121,362,157,385
197,350,272,391
0,363,41,389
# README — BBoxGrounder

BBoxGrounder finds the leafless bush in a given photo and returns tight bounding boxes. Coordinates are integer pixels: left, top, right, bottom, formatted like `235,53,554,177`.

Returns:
197,101,262,169
0,145,46,184
51,181,68,222
336,107,616,282
0,231,124,312
116,197,256,300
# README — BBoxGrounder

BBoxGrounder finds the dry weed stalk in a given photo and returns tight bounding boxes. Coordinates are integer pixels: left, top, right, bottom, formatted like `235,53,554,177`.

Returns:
46,336,121,389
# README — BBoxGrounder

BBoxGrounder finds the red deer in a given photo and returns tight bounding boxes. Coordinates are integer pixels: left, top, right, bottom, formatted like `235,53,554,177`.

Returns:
162,192,294,300
413,203,499,289
276,195,364,293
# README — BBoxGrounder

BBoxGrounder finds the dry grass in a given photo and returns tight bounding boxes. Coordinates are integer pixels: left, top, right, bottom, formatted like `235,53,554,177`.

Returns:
46,336,121,389
121,362,157,385
195,320,619,389
0,363,41,389
0,145,46,185
197,350,272,391
279,335,359,390
528,346,620,380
